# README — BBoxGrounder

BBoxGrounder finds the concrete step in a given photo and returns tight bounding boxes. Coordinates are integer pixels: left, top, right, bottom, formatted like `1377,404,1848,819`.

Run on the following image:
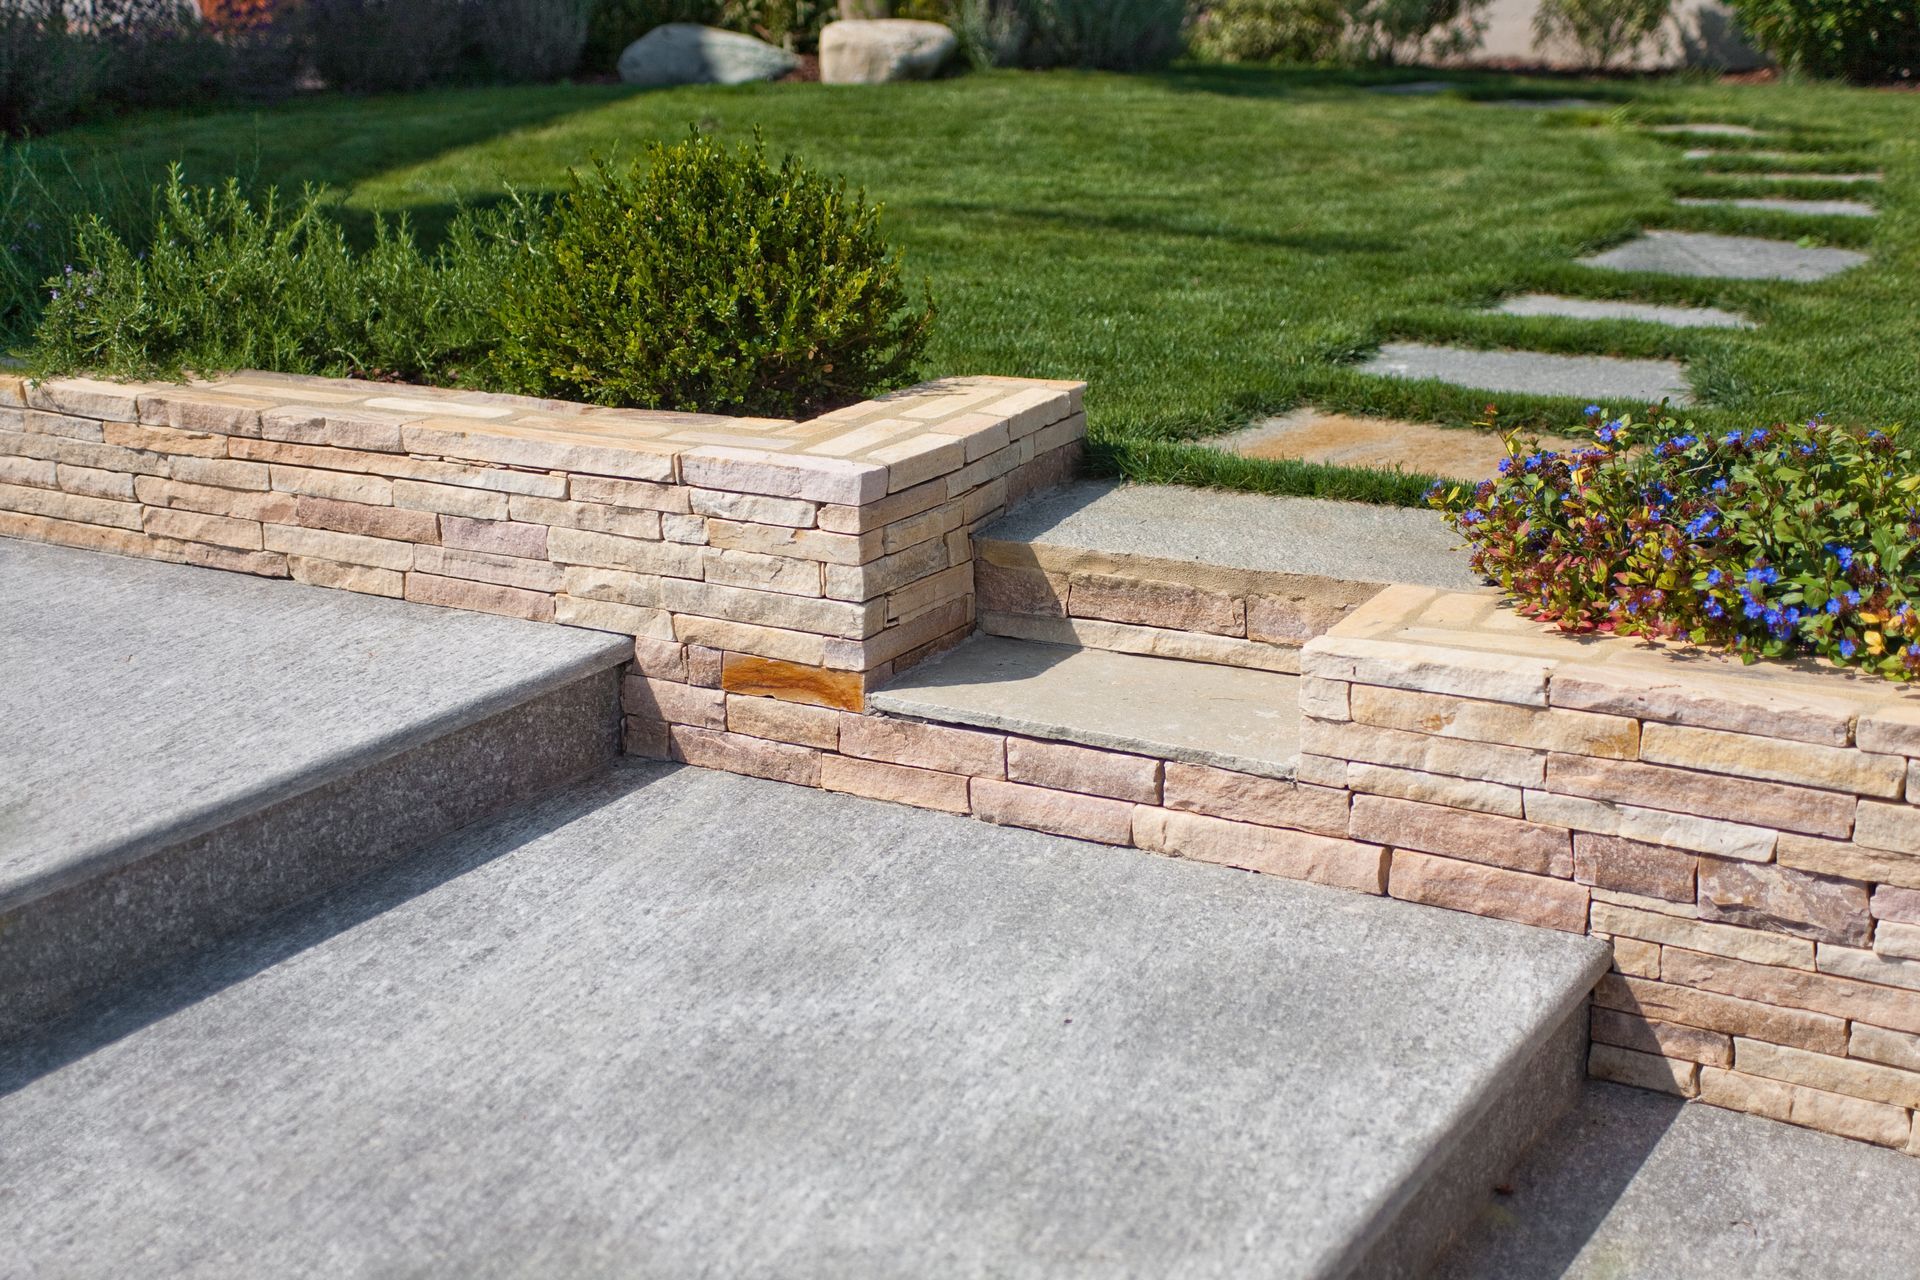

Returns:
1435,1081,1920,1278
872,634,1303,780
0,762,1611,1279
969,479,1482,677
0,539,631,1037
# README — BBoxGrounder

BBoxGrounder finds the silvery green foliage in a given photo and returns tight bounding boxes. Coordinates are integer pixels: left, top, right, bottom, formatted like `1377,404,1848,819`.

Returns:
1342,0,1489,64
955,0,1188,70
1531,0,1672,69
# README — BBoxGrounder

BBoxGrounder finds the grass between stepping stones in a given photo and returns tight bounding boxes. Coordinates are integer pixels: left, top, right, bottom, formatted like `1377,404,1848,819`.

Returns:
16,66,1920,508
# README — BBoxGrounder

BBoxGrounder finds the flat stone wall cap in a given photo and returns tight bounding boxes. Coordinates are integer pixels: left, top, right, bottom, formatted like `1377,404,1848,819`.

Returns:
680,446,888,506
617,23,798,87
820,18,958,84
1303,634,1555,706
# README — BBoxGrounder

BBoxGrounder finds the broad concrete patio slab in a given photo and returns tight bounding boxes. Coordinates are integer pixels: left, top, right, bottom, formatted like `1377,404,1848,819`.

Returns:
0,539,628,906
1675,195,1877,218
1580,230,1869,282
872,636,1302,778
0,763,1609,1280
978,480,1482,593
1359,342,1694,406
1488,293,1751,329
1217,407,1587,482
1436,1082,1920,1278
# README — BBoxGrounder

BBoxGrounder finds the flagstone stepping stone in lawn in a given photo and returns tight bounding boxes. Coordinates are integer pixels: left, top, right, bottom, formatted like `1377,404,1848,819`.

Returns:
1369,80,1454,94
1682,148,1797,162
1216,407,1588,481
1581,231,1868,282
1675,196,1878,218
1359,342,1693,406
1488,293,1752,330
1754,172,1884,184
1650,123,1767,137
1479,98,1605,110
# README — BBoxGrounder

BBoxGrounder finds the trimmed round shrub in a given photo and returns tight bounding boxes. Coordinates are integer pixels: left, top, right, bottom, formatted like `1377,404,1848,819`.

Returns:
1430,411,1920,680
489,132,934,419
1190,0,1346,64
1727,0,1919,83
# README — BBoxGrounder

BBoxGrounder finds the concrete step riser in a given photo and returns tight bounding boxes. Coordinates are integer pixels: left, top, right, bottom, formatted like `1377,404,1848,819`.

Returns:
0,668,622,1040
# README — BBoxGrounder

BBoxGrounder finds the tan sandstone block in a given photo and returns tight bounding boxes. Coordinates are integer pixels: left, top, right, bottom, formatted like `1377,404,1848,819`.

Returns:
821,754,971,814
1351,794,1570,876
135,477,297,524
1874,886,1920,926
1545,753,1855,839
507,493,662,540
1594,973,1848,1054
624,716,671,760
705,548,823,597
1550,663,1858,747
403,420,677,483
142,506,261,550
165,542,287,577
1007,739,1161,804
257,403,408,452
393,479,510,521
659,577,880,640
1573,833,1695,903
1589,1043,1699,1097
1816,943,1920,994
269,465,392,505
1698,1066,1794,1122
0,481,142,530
1785,1083,1913,1148
1850,1024,1920,1074
297,495,438,544
1302,635,1554,706
1301,717,1544,788
1350,684,1638,758
1609,937,1662,978
55,463,133,501
688,488,816,528
1592,902,1812,969
1591,1006,1732,1066
1779,833,1920,892
1853,704,1920,757
1246,591,1364,646
569,474,690,513
1525,790,1775,862
673,616,829,669
442,516,550,561
1132,807,1389,893
262,523,413,571
1162,763,1350,838
405,572,553,623
287,556,403,598
102,420,226,457
721,654,865,712
1066,572,1246,637
1854,801,1920,856
555,595,673,639
169,456,269,490
413,545,562,593
631,637,686,681
668,725,822,787
1697,857,1870,947
1641,721,1905,798
1736,1038,1920,1110
23,409,103,441
0,456,56,488
0,509,148,557
969,559,1066,618
705,518,880,567
1344,762,1523,818
970,778,1133,844
686,646,724,688
1665,947,1920,1035
1299,677,1350,722
1294,753,1348,788
727,695,841,750
824,539,947,602
680,446,886,505
842,715,1005,778
1877,921,1920,962
623,676,726,730
1387,850,1589,932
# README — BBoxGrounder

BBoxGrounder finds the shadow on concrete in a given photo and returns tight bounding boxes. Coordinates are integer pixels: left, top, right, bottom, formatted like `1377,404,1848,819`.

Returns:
1431,1081,1685,1278
0,762,681,1098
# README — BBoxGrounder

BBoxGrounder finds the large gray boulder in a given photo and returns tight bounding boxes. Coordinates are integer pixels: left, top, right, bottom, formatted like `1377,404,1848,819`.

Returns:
819,19,957,84
617,23,799,88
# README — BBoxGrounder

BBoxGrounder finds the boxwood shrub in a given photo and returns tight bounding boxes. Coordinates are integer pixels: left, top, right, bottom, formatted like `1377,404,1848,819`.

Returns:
1430,410,1920,680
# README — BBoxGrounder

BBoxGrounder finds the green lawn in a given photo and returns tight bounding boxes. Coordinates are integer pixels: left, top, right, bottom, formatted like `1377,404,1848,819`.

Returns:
27,66,1920,505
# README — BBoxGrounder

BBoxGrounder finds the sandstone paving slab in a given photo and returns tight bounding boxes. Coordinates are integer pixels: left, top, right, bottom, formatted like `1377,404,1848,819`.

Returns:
1434,1082,1920,1279
1359,342,1694,407
1580,230,1869,282
0,539,629,907
1650,123,1766,138
1489,293,1752,329
871,635,1304,778
0,763,1610,1280
1369,79,1454,94
978,479,1483,593
1751,172,1883,184
1681,148,1798,162
1676,195,1878,218
1218,407,1589,483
